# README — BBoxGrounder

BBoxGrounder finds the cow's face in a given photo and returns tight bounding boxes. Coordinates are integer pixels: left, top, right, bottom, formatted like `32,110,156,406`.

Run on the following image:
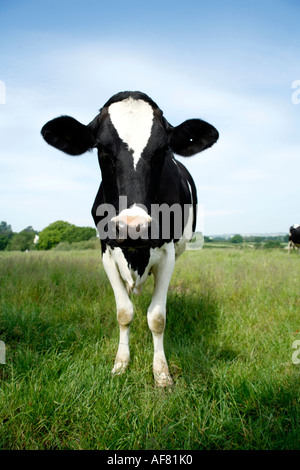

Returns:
41,91,218,243
92,94,170,215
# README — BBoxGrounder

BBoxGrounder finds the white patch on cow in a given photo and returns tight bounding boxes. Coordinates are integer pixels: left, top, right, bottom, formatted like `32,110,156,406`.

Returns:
108,98,154,169
102,248,134,374
147,242,175,386
293,224,300,229
109,246,134,290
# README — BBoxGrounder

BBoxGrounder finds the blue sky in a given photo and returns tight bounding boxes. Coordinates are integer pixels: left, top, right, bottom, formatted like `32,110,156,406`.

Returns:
0,0,299,235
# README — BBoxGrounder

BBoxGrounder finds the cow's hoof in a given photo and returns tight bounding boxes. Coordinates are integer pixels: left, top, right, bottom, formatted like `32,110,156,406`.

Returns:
154,372,174,388
111,361,128,376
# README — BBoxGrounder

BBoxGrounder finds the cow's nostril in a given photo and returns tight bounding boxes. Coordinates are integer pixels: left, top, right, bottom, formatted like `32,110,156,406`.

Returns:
137,223,150,238
116,220,126,230
114,220,150,240
115,221,127,240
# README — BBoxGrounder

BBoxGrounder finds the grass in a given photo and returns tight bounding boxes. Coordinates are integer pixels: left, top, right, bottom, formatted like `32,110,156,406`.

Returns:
0,248,299,449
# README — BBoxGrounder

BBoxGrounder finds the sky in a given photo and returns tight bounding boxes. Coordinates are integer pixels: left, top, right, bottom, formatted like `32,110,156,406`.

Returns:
0,0,299,235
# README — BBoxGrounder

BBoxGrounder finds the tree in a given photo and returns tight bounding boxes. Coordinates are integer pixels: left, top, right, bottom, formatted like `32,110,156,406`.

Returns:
37,221,71,250
61,225,96,243
264,240,282,249
0,234,9,250
0,221,13,250
6,227,37,252
37,221,96,250
230,234,244,244
0,221,12,233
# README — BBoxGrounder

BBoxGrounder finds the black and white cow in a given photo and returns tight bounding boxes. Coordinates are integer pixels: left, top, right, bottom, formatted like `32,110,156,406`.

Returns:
41,91,219,386
288,225,300,253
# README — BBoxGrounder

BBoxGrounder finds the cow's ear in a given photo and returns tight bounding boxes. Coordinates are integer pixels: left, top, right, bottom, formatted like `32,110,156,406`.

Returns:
41,116,96,155
168,119,219,157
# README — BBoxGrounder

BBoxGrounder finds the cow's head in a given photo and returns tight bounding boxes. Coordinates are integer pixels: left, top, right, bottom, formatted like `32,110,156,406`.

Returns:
290,224,300,235
41,91,218,243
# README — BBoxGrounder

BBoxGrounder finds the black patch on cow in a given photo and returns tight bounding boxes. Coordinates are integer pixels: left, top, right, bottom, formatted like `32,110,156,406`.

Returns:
122,247,151,277
290,226,300,245
41,116,95,155
102,91,160,112
169,119,219,157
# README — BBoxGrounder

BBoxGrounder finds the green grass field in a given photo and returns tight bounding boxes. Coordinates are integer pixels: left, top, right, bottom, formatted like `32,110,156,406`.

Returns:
0,247,299,450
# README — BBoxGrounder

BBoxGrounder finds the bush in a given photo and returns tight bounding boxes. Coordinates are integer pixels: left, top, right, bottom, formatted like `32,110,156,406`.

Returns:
53,238,99,251
61,225,96,243
37,221,96,250
263,240,282,249
6,228,37,252
0,234,10,251
230,234,244,244
0,221,13,251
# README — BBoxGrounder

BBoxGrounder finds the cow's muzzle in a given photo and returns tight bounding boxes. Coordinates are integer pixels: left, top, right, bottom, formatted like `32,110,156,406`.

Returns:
111,207,152,242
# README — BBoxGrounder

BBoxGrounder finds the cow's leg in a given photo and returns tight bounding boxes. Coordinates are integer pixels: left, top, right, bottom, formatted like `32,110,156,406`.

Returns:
102,249,133,375
147,243,175,387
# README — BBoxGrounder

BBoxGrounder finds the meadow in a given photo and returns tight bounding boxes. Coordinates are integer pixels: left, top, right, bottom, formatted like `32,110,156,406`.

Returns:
0,247,299,450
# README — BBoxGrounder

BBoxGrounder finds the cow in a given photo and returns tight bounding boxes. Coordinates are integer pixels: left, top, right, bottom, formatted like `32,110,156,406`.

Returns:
41,91,219,386
288,224,300,254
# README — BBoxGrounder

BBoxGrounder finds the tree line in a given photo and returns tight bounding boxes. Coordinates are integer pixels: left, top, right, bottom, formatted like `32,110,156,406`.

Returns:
1,221,289,252
0,220,96,251
204,233,289,249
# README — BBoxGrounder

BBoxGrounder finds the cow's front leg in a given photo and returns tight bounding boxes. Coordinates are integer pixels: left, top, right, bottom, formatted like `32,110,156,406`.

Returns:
147,243,175,387
102,249,133,375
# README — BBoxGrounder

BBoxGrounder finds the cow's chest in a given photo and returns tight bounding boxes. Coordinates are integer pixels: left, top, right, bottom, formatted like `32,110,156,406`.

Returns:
107,244,171,294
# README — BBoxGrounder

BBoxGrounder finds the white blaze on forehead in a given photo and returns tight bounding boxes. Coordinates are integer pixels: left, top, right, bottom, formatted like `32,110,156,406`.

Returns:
108,98,154,169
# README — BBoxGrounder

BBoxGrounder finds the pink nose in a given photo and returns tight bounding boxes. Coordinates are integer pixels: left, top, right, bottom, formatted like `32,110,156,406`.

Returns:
111,206,152,241
115,219,149,237
113,216,151,241
116,214,149,227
